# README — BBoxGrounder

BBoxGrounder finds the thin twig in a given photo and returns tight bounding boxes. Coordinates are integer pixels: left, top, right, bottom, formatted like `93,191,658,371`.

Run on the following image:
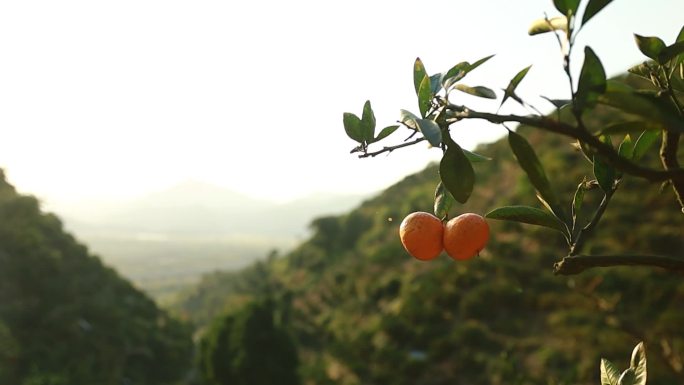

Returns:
660,131,684,212
661,75,684,212
358,137,426,158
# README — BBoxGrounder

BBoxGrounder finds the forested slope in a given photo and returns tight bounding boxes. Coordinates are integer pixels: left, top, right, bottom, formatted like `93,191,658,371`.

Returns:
0,171,193,385
174,81,684,385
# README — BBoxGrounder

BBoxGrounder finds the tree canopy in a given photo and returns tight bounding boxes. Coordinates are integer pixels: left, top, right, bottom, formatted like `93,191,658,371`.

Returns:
0,170,193,385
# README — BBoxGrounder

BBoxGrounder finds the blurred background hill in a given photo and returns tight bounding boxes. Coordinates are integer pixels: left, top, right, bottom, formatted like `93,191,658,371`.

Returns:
50,181,365,302
2,75,683,385
0,171,194,385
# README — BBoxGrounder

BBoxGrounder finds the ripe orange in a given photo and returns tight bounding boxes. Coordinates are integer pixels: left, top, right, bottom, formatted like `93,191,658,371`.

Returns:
443,213,489,261
399,212,444,261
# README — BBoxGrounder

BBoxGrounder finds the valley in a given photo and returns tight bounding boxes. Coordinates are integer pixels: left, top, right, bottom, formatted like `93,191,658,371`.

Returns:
50,181,366,301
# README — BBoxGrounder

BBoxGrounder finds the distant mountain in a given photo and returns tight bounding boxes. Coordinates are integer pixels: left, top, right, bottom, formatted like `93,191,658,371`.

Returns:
50,181,368,301
60,181,366,238
137,180,264,209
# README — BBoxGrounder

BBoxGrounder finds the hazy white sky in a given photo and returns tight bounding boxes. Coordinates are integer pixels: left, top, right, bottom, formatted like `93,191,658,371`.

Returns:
1,0,682,207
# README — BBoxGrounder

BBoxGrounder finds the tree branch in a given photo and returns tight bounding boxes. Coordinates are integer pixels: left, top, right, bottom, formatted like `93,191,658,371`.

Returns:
553,254,684,275
660,132,684,212
661,79,684,213
357,137,426,158
451,106,684,182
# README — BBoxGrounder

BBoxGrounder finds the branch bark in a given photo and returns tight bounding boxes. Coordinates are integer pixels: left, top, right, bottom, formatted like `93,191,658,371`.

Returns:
554,254,684,275
451,106,684,183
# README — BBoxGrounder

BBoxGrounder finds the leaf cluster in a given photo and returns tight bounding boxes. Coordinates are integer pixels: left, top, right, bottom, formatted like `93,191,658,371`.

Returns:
342,0,684,273
601,342,647,385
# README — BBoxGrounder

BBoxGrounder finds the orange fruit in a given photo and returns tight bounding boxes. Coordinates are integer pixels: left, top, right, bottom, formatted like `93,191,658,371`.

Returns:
399,212,444,261
443,213,489,261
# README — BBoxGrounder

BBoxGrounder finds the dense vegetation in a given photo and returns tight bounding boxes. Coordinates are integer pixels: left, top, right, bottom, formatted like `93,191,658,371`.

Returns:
197,299,299,385
0,170,193,385
174,80,684,384
2,81,680,385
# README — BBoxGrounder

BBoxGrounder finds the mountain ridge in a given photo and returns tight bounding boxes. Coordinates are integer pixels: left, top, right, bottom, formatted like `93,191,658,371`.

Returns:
47,180,368,301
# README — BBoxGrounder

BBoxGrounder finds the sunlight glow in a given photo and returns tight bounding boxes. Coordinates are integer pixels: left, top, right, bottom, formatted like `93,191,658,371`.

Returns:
0,0,682,208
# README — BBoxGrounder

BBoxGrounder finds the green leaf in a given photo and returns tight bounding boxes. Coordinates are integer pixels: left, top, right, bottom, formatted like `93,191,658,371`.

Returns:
618,134,634,160
463,149,492,163
415,118,442,147
571,179,586,227
486,206,568,235
599,82,684,133
541,96,572,109
442,61,470,89
593,136,616,192
372,125,399,143
501,65,532,107
343,112,364,143
576,46,607,110
632,130,661,161
605,80,633,93
467,54,495,73
618,368,637,385
434,182,455,220
429,73,443,94
441,55,495,91
673,28,684,71
672,26,684,66
361,100,376,142
413,58,428,95
418,74,433,118
630,342,647,385
528,16,567,35
634,34,666,62
553,0,580,16
508,130,567,223
439,138,475,204
659,41,684,64
671,29,684,77
601,359,621,385
582,0,613,25
593,156,615,192
454,84,497,99
599,121,661,135
399,109,420,129
674,63,684,92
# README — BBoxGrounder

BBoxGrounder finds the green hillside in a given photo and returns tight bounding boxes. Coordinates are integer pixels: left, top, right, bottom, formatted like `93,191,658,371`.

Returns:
0,171,193,385
173,87,684,384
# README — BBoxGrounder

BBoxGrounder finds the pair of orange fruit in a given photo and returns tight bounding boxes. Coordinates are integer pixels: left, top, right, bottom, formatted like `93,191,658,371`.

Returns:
399,212,489,261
